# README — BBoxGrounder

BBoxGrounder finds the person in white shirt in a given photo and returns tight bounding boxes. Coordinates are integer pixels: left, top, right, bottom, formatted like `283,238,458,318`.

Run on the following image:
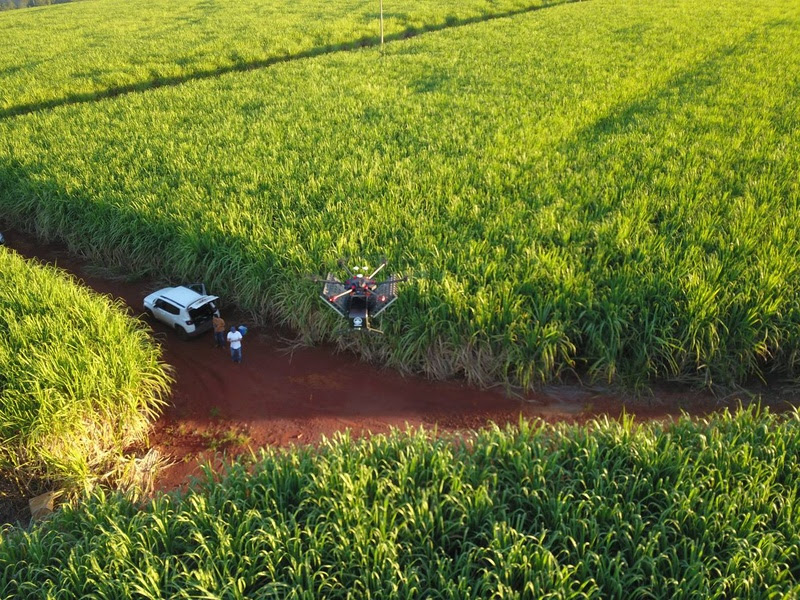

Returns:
226,325,243,363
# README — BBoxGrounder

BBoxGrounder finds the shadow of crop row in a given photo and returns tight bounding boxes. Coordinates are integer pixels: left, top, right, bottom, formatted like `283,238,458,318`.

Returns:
0,0,578,120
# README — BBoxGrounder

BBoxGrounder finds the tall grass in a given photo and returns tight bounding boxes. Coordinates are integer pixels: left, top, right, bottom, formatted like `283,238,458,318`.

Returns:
1,0,799,388
0,248,171,494
0,0,570,115
1,407,798,598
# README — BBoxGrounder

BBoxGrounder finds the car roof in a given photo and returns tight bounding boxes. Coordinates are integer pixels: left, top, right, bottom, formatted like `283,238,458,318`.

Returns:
158,286,206,308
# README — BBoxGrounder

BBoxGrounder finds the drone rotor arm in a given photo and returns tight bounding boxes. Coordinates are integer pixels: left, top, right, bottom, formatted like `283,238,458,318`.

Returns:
337,259,355,278
370,294,399,318
367,260,387,280
329,289,354,302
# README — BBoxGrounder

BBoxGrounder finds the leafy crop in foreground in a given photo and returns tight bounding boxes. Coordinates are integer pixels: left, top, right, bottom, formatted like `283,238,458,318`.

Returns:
1,0,799,388
0,248,171,493
1,407,798,598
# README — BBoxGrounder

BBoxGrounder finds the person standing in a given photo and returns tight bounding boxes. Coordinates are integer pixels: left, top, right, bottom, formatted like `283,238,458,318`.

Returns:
227,325,243,363
212,311,226,348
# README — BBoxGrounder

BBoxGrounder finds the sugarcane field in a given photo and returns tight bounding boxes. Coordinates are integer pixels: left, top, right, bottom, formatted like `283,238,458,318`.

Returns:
1,0,800,596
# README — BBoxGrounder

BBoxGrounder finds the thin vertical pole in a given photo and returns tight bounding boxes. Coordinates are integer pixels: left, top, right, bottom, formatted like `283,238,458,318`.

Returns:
380,0,384,47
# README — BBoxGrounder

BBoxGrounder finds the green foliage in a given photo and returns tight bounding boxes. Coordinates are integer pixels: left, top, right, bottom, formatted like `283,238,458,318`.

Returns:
0,248,171,492
0,0,566,114
1,0,799,388
1,408,798,598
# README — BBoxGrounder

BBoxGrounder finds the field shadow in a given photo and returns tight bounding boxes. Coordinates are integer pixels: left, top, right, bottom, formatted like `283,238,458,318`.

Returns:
555,17,793,225
564,18,791,159
0,155,255,295
0,0,577,120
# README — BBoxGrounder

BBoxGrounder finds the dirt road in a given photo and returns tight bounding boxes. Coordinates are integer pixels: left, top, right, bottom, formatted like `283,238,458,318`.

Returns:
3,230,764,492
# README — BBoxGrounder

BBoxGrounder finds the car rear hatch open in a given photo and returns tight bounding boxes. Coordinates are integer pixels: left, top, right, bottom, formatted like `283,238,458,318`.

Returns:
187,295,219,324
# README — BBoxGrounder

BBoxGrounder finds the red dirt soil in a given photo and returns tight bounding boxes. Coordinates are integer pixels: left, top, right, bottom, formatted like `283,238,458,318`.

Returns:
4,230,795,495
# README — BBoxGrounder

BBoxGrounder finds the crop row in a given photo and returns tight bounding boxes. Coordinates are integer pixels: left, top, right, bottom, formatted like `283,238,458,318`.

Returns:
1,0,799,388
0,0,568,115
2,407,798,598
0,248,170,495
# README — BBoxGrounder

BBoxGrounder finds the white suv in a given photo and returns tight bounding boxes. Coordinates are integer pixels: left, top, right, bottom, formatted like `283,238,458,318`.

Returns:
143,284,219,339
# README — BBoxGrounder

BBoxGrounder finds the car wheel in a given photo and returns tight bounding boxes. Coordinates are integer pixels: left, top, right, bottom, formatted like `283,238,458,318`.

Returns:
175,325,189,340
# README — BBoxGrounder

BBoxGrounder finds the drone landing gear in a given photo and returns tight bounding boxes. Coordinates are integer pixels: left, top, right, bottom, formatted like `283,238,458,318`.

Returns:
360,322,384,334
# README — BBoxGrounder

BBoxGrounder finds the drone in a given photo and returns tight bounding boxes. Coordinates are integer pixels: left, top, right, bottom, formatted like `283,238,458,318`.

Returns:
317,259,407,332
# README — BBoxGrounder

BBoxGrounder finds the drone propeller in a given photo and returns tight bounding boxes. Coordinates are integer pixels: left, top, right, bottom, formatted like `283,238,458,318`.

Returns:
367,259,387,280
328,288,354,302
